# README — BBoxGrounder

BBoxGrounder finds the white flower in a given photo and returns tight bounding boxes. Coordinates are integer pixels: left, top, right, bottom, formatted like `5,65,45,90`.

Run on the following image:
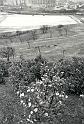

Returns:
27,89,30,92
39,81,43,84
48,84,52,87
80,94,84,97
16,91,19,95
44,74,48,77
59,95,62,97
34,108,38,112
20,120,23,123
23,103,26,107
30,111,33,115
27,118,30,121
65,95,68,98
20,100,24,104
44,113,48,116
56,92,59,96
61,72,64,74
28,102,31,107
20,93,24,97
37,95,40,99
42,78,45,81
31,89,34,92
36,81,41,84
34,119,37,122
27,118,33,123
29,114,31,118
59,101,62,104
39,101,44,105
61,95,64,98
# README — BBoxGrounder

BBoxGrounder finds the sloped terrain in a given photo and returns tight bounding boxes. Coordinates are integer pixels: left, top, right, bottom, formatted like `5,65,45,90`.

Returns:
0,24,84,61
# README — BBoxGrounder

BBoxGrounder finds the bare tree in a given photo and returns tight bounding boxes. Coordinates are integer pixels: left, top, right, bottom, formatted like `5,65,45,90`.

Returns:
57,25,64,36
31,30,37,41
40,25,49,34
16,31,23,42
49,28,53,38
27,41,30,49
19,0,22,9
15,0,18,6
57,25,68,36
19,0,26,9
62,49,66,58
64,25,68,36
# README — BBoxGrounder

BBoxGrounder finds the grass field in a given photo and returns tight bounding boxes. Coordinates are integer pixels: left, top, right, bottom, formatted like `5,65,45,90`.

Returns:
0,23,84,61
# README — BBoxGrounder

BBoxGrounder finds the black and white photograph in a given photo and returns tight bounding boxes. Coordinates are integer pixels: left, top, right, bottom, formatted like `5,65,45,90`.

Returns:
0,0,84,124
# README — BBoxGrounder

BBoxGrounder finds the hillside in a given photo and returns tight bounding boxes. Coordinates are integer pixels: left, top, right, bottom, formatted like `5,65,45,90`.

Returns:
0,23,84,124
0,23,84,61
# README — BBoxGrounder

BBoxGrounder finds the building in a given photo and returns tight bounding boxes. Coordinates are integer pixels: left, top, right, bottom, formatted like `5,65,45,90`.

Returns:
25,0,56,8
3,0,56,8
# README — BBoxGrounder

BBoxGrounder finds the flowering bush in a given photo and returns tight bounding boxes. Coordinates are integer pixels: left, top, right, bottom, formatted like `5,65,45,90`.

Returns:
10,71,67,124
1,56,84,124
8,56,69,124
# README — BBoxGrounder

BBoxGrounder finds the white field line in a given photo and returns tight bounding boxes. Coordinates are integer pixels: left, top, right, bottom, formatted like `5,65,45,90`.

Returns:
0,15,7,23
69,15,82,24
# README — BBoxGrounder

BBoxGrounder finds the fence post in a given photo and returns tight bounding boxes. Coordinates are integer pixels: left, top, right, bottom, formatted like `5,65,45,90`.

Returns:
63,50,65,59
37,46,41,55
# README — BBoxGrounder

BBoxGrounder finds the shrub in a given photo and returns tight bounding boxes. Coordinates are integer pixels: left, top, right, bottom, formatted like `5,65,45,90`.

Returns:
40,25,49,34
34,55,46,64
31,30,37,40
4,56,84,124
0,60,9,84
57,25,64,36
8,56,46,88
0,47,15,61
56,57,84,96
9,65,66,124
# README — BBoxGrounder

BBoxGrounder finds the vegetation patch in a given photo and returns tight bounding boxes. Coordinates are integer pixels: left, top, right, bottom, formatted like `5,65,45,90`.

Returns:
0,55,84,124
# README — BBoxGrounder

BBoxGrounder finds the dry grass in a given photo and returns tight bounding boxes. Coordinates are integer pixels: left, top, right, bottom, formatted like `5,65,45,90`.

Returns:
0,24,84,61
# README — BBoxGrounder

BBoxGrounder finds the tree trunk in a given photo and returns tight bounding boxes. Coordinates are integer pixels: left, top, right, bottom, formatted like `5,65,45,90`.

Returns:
7,54,9,61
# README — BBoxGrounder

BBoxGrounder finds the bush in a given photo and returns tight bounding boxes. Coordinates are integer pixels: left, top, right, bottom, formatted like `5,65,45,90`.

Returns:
40,25,49,34
31,30,37,40
1,56,84,124
0,47,15,61
8,61,66,124
0,60,9,84
8,56,46,88
56,57,84,96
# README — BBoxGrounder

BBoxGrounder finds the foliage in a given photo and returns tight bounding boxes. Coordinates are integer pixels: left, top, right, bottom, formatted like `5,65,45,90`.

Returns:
8,55,45,88
8,60,67,124
0,47,15,61
31,30,37,40
0,56,84,123
0,60,9,84
7,56,67,124
57,25,64,29
56,57,84,96
40,25,49,34
57,25,64,36
57,25,68,36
